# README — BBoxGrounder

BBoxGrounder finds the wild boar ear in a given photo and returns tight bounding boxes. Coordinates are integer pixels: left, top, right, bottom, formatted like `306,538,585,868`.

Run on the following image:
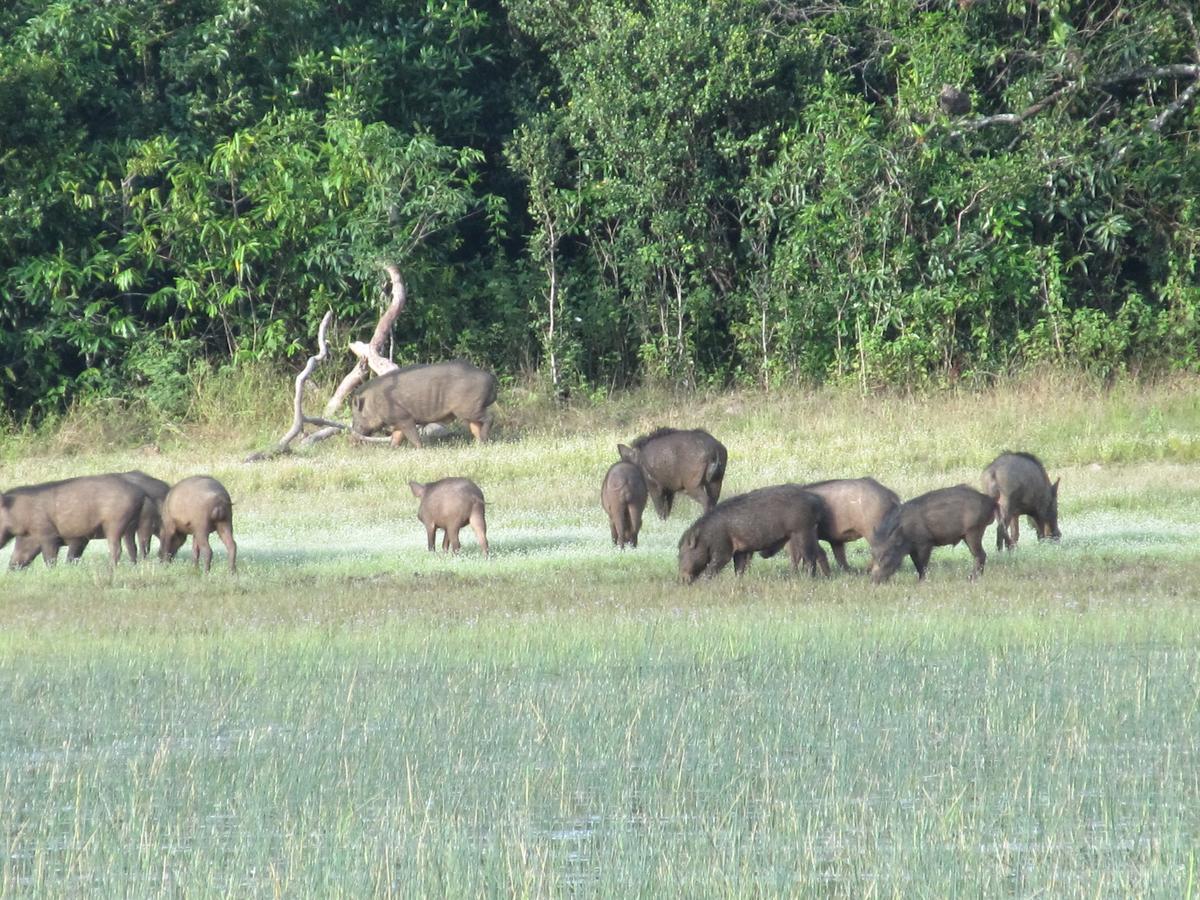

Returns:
408,481,425,498
1052,478,1060,496
617,444,635,463
681,532,697,549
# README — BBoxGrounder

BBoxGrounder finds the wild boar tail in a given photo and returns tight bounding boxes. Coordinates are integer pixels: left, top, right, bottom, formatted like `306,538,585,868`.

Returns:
706,457,725,483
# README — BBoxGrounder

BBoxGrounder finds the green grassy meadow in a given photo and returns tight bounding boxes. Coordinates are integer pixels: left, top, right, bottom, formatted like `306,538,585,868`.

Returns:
1,377,1199,896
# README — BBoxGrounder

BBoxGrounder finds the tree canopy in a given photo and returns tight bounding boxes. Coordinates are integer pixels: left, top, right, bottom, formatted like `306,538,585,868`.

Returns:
2,0,1198,417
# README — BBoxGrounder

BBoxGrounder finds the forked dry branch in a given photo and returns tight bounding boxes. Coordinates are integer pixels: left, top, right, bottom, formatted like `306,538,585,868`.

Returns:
244,264,409,461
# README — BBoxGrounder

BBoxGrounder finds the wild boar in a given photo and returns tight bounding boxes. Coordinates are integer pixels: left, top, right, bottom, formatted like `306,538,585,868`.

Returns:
351,360,498,448
677,484,829,583
1,475,144,569
601,459,648,549
869,484,996,583
982,451,1061,550
67,470,171,562
409,478,489,556
801,477,902,572
159,476,237,573
618,428,727,519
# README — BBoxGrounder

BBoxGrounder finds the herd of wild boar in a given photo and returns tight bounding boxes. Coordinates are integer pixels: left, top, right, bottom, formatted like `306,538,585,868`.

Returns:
0,360,1062,582
0,471,237,572
604,429,1060,584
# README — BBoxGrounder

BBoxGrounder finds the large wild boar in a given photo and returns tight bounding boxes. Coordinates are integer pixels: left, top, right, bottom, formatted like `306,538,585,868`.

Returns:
982,451,1061,550
801,477,902,572
351,360,498,448
67,470,171,562
1,475,144,568
601,459,648,549
159,476,237,573
618,428,727,519
869,484,996,583
409,478,489,556
678,484,829,583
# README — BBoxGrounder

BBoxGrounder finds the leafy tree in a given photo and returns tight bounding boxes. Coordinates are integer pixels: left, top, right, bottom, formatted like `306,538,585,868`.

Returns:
3,0,1199,420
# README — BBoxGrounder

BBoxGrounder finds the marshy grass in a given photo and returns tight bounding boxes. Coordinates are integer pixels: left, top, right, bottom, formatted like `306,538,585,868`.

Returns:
1,375,1199,895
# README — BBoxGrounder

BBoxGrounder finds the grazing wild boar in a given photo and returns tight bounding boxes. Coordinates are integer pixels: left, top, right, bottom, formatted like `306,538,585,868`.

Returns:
351,360,498,448
67,470,171,562
618,428,727,520
601,458,648,549
678,484,829,583
982,451,1061,550
869,484,996,583
1,475,144,569
801,477,902,572
159,476,237,573
409,478,489,557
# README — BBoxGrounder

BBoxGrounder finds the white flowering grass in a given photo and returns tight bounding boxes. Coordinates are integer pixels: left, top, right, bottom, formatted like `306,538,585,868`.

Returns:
0,382,1198,895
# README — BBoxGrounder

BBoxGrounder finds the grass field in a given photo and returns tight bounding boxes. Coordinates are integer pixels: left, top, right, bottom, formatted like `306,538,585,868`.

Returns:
1,376,1199,896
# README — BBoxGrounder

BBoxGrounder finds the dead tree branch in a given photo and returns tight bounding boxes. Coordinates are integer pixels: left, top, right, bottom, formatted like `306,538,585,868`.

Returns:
244,310,348,461
245,262,419,459
323,263,406,417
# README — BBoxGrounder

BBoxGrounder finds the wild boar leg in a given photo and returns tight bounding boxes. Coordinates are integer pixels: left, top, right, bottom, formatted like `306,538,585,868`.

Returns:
446,526,462,553
790,528,829,577
194,529,214,572
9,535,43,569
964,527,987,579
684,485,711,512
609,519,620,546
650,488,674,520
732,550,752,575
397,418,424,449
468,420,486,442
626,503,641,549
1008,515,1020,548
216,520,237,573
102,530,125,566
66,538,88,562
469,507,488,557
831,542,852,572
994,505,1011,551
811,542,833,577
704,545,733,578
911,545,933,580
137,519,153,560
123,529,138,564
425,523,438,552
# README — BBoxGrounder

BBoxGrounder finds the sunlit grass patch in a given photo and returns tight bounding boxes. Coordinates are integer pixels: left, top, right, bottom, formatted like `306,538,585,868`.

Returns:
0,379,1199,894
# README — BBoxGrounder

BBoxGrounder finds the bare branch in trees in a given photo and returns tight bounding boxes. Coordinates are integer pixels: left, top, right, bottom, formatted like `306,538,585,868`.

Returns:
1149,76,1200,132
948,65,1200,139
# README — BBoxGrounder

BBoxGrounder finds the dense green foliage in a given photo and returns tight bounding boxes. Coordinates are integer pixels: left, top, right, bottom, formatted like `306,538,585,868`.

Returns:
3,0,1199,416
